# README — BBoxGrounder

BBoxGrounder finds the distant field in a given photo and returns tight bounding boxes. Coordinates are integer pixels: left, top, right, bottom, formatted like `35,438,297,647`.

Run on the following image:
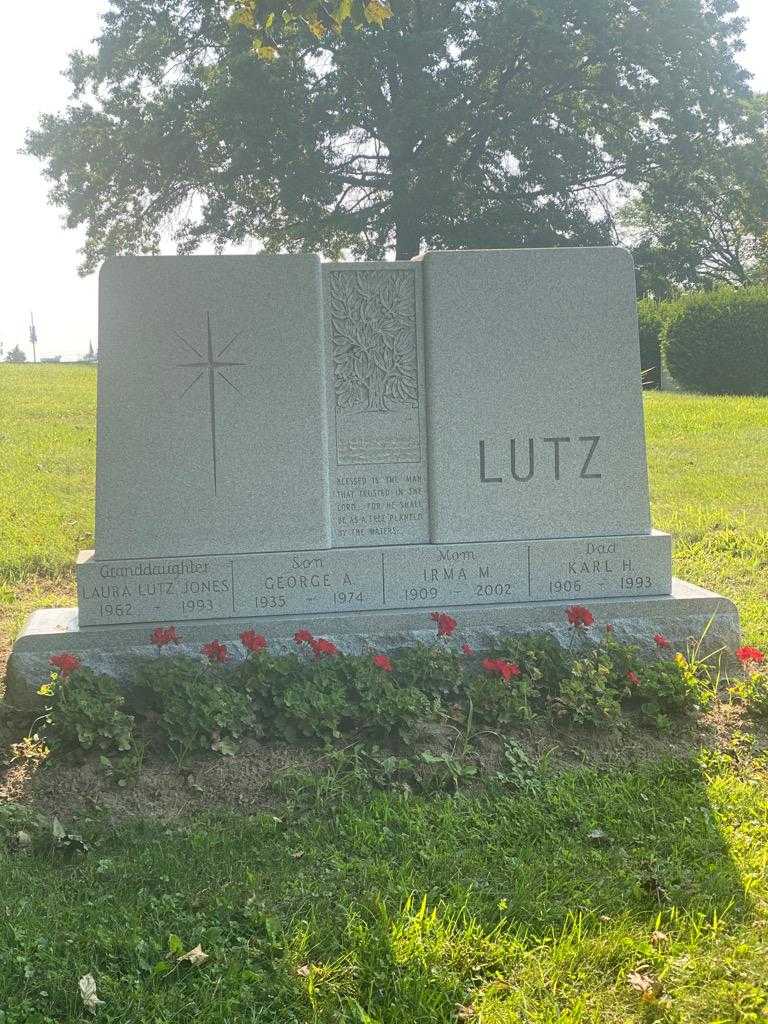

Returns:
0,367,766,661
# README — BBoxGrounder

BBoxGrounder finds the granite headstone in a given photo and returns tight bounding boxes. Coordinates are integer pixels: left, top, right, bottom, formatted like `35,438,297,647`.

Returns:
9,247,739,692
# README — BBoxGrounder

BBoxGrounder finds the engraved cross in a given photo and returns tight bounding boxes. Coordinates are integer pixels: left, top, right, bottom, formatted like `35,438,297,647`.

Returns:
174,312,246,496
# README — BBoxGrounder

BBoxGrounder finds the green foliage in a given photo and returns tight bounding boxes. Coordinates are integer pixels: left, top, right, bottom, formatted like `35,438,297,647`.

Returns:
731,670,768,719
468,672,537,726
394,644,463,701
4,345,27,363
134,656,251,760
490,633,569,695
630,659,705,731
236,651,346,743
229,0,392,54
237,651,433,744
26,0,750,266
637,298,665,388
40,667,134,753
549,652,623,729
621,99,768,291
662,286,768,396
343,656,434,743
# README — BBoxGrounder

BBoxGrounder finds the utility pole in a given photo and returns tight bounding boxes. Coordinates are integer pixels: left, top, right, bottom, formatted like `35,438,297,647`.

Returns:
29,313,38,363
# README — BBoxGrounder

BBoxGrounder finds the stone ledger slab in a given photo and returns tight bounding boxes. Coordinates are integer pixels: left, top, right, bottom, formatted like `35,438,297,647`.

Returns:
7,580,740,706
76,530,671,627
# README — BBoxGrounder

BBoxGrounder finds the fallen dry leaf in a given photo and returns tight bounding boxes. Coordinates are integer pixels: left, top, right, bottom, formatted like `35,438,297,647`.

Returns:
456,1004,476,1020
296,964,311,978
178,944,209,967
291,850,305,859
628,968,663,1003
651,929,669,946
78,974,105,1012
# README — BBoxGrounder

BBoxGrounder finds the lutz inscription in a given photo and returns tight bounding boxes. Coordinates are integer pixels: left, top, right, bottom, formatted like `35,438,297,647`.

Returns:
479,436,602,483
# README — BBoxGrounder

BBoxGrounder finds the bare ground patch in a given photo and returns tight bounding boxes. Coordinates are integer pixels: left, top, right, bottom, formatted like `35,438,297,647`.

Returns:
1,702,765,827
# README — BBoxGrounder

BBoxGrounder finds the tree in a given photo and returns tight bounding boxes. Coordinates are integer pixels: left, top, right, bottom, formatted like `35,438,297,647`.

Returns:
622,97,768,292
230,0,393,58
5,345,27,363
27,0,752,269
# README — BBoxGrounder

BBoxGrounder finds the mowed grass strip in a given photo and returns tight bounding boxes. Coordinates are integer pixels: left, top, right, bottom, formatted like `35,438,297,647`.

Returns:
645,391,768,649
0,757,767,1022
0,365,95,659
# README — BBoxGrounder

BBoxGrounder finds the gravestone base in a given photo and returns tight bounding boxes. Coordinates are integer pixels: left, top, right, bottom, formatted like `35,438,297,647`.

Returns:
6,579,739,708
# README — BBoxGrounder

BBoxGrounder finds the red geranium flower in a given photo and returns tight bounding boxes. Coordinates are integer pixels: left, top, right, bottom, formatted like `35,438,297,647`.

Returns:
372,653,393,672
430,611,457,637
309,637,339,658
736,646,765,666
240,630,267,653
151,626,180,649
201,640,229,663
627,670,641,686
49,652,81,678
566,605,594,628
482,657,521,682
654,633,671,650
294,629,314,645
605,624,614,634
461,643,475,656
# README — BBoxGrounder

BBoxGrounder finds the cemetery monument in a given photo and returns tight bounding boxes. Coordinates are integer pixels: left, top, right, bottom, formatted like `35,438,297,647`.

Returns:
9,248,739,692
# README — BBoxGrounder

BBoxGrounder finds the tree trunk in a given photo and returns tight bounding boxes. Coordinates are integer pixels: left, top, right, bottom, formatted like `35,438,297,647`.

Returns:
395,214,421,260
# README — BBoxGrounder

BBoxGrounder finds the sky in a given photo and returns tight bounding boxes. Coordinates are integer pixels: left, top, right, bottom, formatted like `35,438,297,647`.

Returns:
1,2,766,361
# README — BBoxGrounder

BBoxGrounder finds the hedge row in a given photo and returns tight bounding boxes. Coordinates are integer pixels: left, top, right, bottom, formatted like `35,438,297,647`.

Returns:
637,286,768,396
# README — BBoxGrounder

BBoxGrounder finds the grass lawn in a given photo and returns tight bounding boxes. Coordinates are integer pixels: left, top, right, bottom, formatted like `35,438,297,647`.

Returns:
1,367,768,1022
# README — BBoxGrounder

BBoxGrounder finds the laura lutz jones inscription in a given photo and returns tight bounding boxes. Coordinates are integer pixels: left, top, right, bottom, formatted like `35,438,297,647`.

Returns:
77,554,235,626
323,263,430,547
527,533,672,602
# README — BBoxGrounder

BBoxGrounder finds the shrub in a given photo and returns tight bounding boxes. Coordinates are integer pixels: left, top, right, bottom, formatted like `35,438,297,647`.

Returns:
549,654,623,729
133,656,250,759
490,633,569,697
468,673,537,725
731,670,768,719
344,656,435,743
236,650,434,744
662,286,768,395
394,644,463,701
40,667,134,753
637,298,665,389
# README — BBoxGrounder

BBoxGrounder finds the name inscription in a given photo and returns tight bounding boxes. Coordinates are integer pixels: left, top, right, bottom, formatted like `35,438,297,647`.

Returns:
77,533,671,627
479,436,602,483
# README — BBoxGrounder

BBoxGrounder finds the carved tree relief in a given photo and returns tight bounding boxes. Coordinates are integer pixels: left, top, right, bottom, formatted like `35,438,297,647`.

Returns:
329,270,418,413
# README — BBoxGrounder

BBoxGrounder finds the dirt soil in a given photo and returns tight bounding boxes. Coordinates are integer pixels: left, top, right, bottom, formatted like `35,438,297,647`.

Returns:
1,702,764,827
